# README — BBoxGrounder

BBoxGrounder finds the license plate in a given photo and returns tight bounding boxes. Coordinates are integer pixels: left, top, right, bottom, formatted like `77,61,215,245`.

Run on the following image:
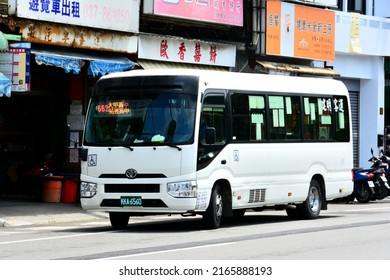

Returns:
368,181,375,188
120,196,142,207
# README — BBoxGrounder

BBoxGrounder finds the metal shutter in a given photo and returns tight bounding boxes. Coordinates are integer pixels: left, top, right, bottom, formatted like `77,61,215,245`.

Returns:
349,91,359,167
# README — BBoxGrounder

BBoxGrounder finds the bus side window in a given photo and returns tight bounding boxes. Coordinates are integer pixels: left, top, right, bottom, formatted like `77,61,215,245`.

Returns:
269,96,286,141
268,95,301,141
334,96,350,142
201,94,226,144
231,93,265,141
285,96,301,140
231,93,250,141
304,97,336,141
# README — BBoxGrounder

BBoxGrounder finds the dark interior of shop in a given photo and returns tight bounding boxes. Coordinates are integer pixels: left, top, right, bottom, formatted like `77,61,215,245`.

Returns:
1,59,73,197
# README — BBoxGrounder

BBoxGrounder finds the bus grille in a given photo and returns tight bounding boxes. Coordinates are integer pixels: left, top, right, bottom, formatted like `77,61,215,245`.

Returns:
249,189,266,203
105,184,160,193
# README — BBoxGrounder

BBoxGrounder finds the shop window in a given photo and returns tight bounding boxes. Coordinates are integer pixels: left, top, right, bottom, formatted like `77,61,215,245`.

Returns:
348,0,366,14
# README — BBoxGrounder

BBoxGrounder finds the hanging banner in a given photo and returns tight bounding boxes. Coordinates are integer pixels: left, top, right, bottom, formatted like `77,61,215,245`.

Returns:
266,1,335,62
349,13,363,53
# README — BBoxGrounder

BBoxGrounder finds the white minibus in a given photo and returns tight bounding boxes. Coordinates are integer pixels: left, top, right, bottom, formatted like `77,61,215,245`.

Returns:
80,69,353,229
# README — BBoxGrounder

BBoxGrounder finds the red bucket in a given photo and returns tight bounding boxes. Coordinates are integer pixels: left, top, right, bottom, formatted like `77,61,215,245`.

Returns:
61,179,78,203
42,176,63,203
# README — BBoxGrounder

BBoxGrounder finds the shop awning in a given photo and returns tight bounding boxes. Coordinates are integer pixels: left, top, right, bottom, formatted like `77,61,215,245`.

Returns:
256,61,339,77
137,59,229,71
32,46,137,76
0,73,12,98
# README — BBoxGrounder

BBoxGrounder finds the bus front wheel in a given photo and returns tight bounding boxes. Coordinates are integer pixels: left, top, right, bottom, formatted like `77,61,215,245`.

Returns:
109,212,130,230
203,185,223,229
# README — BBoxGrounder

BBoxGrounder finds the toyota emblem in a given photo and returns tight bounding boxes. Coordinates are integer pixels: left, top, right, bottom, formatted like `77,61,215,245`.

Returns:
125,169,138,179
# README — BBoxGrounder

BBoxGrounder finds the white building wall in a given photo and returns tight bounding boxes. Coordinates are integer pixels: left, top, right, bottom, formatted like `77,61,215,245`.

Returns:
359,58,385,162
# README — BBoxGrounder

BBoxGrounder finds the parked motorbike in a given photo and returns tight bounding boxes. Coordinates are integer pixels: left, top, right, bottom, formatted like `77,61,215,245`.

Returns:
352,148,389,203
22,153,53,177
367,148,389,200
352,167,375,203
379,149,390,196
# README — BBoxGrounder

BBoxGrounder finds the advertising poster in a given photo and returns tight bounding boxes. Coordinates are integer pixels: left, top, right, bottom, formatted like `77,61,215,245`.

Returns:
266,1,335,61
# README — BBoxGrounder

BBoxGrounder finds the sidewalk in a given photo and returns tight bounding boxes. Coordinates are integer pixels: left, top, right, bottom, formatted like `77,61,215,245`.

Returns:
0,196,108,227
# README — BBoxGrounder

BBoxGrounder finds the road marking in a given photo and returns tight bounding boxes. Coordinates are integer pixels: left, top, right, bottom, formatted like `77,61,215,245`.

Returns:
99,242,235,260
0,231,25,236
0,231,108,246
344,206,390,212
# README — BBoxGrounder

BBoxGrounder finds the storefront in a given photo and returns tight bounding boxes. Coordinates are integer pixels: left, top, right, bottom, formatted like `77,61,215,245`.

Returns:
0,1,139,196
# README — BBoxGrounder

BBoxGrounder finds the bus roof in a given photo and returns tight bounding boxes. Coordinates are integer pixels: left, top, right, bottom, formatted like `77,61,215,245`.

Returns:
99,69,348,96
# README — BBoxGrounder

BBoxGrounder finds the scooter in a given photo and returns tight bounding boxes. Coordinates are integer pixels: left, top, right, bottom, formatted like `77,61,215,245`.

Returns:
367,148,389,200
379,149,390,196
352,149,389,203
352,167,375,203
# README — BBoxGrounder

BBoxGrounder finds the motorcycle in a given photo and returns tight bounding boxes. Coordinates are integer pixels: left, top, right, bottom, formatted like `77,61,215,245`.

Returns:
352,167,375,203
367,148,389,200
379,149,390,196
352,148,389,203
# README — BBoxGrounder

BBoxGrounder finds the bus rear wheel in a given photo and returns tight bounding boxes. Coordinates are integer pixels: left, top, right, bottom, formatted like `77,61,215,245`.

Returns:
109,212,129,230
287,179,322,219
203,185,223,229
297,179,322,219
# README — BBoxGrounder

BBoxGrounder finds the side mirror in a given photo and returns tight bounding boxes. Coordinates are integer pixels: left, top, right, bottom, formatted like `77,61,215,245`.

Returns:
205,127,216,145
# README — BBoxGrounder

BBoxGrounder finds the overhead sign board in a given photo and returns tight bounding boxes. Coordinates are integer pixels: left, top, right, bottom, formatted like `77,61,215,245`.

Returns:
16,0,140,33
144,0,243,27
266,1,335,62
138,34,236,67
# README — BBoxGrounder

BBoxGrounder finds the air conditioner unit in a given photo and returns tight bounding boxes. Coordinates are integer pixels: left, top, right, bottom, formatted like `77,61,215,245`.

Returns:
0,0,16,16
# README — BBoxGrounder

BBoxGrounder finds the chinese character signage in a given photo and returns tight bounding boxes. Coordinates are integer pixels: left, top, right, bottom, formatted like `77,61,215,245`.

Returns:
0,43,31,92
266,1,335,62
349,13,362,53
138,34,236,67
144,0,243,27
16,0,140,33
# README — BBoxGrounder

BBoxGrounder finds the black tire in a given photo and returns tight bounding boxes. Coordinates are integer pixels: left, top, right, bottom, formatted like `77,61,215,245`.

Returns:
109,212,129,230
295,179,322,219
203,185,223,229
374,182,388,200
355,182,373,203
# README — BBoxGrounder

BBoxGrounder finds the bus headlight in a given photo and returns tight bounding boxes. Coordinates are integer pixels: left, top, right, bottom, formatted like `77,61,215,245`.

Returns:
80,182,97,198
167,181,197,198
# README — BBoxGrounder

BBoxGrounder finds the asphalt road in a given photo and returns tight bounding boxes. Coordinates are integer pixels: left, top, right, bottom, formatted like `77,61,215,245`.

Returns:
1,198,390,261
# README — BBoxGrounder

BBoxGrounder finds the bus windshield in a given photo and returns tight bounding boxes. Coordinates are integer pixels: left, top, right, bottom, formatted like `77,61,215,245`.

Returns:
84,91,197,147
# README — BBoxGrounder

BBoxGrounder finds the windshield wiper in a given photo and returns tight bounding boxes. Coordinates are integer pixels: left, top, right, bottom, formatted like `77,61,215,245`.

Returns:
121,145,134,151
165,143,182,151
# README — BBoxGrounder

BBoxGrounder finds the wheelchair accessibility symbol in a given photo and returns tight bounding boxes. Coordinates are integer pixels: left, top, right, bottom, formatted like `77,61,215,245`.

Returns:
88,154,97,166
